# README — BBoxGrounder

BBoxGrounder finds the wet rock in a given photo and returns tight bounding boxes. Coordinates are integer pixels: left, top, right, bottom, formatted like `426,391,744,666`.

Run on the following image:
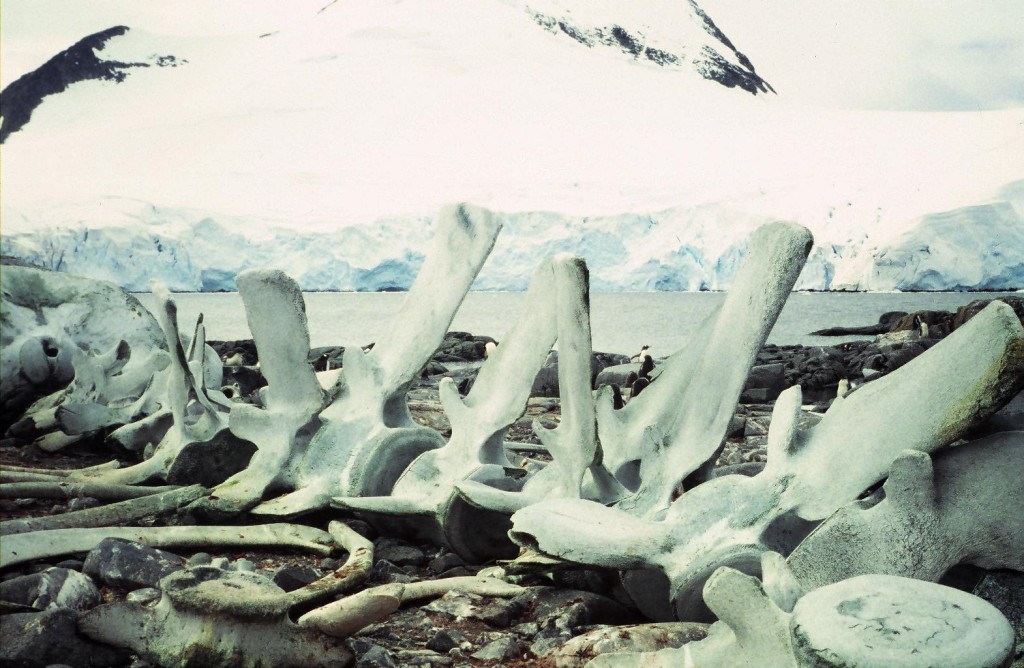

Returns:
0,608,130,668
83,538,186,590
0,567,100,611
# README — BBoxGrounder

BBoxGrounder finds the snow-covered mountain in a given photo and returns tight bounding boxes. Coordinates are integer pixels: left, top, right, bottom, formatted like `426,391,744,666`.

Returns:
1,0,1022,291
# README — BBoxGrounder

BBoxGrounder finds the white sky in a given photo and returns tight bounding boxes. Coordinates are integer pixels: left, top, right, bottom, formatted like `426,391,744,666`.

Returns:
2,0,1023,109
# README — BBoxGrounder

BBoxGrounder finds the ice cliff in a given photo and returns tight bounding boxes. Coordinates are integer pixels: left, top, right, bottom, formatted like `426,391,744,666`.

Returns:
3,194,1022,292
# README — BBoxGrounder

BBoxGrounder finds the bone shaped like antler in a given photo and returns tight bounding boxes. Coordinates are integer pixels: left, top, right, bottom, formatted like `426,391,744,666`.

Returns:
190,204,502,520
598,221,812,519
454,254,627,515
332,254,571,561
511,300,1024,621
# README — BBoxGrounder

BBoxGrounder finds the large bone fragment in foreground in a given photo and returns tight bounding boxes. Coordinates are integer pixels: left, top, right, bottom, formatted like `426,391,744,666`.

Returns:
512,300,1024,620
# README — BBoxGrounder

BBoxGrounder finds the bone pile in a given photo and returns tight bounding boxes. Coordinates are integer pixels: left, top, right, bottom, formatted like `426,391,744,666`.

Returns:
2,203,1022,667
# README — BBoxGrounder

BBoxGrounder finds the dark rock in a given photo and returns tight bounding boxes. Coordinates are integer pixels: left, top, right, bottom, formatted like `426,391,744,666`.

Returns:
428,552,466,575
0,608,130,667
0,568,99,611
165,429,257,487
66,497,101,512
375,540,428,567
272,565,320,592
208,339,258,366
889,310,954,338
347,638,398,668
973,570,1024,665
55,559,84,571
426,629,462,654
420,360,449,378
471,636,523,662
479,596,525,628
371,559,415,584
82,538,186,590
536,351,635,398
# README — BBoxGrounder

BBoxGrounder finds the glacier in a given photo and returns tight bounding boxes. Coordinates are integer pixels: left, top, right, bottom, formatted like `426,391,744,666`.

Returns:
2,193,1022,292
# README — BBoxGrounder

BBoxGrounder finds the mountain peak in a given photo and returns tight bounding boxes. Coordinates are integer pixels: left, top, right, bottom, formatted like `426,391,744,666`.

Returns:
519,0,773,94
0,25,184,144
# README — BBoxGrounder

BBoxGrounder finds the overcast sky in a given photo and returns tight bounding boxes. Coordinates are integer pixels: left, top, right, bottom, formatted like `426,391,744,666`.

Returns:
2,0,1023,111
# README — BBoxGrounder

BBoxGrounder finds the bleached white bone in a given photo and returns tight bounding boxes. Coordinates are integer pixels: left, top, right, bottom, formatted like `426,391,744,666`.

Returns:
71,521,369,667
454,254,627,514
189,268,327,517
70,286,233,486
599,221,812,518
298,574,523,638
193,204,502,520
767,431,1024,606
511,300,1024,620
1,266,168,441
332,255,587,560
0,523,335,569
0,484,207,535
586,569,1015,668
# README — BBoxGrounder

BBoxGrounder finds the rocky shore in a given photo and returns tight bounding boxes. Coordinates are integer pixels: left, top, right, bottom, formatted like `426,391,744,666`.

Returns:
2,297,1022,668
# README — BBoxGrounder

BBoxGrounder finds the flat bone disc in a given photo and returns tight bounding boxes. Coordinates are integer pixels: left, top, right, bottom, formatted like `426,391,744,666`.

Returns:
791,574,1013,668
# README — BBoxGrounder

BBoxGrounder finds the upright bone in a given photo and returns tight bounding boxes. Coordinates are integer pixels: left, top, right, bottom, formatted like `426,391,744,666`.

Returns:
332,254,579,561
512,298,1024,620
193,203,502,519
598,221,812,518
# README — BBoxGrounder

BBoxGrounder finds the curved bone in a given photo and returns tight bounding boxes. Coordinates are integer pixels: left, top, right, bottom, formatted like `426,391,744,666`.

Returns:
1,523,335,569
772,431,1024,602
512,300,1024,620
0,484,207,535
79,567,353,668
332,254,582,559
600,221,812,518
455,254,628,514
189,268,326,517
190,204,502,520
297,575,523,638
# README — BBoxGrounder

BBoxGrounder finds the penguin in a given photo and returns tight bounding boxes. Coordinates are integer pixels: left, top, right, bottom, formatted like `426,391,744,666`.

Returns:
631,345,655,379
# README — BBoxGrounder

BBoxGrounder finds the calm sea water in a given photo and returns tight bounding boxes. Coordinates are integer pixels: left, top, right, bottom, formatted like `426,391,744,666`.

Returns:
135,291,1020,357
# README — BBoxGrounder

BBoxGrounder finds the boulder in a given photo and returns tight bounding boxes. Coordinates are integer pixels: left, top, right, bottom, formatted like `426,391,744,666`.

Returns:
0,608,130,668
83,538,186,590
0,568,99,612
